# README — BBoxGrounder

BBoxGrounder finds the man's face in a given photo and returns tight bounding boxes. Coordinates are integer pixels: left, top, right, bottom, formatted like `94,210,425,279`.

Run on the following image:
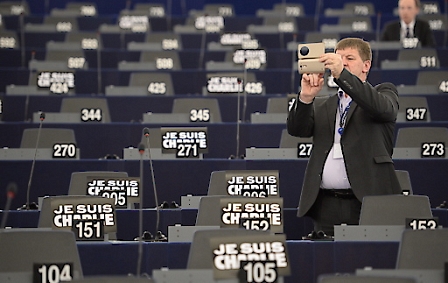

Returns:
398,0,419,24
335,47,371,81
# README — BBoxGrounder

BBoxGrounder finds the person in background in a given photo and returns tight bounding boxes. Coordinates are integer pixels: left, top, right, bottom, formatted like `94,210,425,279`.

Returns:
287,38,402,237
381,0,435,47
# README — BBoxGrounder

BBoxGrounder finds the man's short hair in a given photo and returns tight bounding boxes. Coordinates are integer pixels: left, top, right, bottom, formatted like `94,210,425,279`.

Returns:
335,37,372,62
414,0,421,8
400,0,421,8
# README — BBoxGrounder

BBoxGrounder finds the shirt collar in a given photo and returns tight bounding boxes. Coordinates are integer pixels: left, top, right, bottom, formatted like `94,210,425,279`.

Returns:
401,19,416,30
337,88,350,99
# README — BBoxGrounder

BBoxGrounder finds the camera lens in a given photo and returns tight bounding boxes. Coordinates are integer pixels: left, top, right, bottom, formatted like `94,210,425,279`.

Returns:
300,46,309,56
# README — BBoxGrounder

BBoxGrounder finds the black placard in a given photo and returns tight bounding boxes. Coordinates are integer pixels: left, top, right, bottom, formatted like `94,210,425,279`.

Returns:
33,263,73,283
225,171,279,198
421,142,445,158
190,108,210,122
72,219,104,241
239,261,277,283
147,82,166,94
81,108,102,122
220,198,283,233
240,218,271,231
207,76,243,93
210,234,289,280
297,143,313,158
405,107,427,121
37,71,75,94
52,143,77,159
405,217,439,230
50,199,116,234
86,177,140,200
101,189,127,208
161,127,208,158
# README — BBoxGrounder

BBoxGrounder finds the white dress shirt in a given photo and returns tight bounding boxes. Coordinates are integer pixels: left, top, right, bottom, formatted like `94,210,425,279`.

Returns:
400,19,416,40
320,89,352,189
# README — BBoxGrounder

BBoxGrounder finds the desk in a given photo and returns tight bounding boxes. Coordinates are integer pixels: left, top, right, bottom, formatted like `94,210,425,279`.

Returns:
2,208,446,241
76,240,399,283
0,209,314,240
0,159,447,211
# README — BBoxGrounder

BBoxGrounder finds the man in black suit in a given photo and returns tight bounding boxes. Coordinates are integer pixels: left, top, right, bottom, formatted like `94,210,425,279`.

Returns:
287,38,402,237
381,0,435,47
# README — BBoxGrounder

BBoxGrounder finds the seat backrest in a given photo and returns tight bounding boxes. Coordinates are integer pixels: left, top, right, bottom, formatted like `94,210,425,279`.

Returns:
133,3,165,18
44,16,79,32
416,70,448,85
20,128,77,148
279,129,313,148
0,228,83,278
0,1,30,16
395,170,413,195
419,13,447,31
203,3,234,16
129,72,174,95
343,2,376,15
263,16,298,32
319,275,415,283
396,229,448,269
60,97,111,123
398,48,439,68
338,16,373,32
144,32,182,47
45,50,87,70
273,3,305,16
195,195,230,226
305,32,340,49
395,127,448,147
68,171,129,195
398,48,438,62
172,98,222,123
420,1,441,14
397,96,431,122
359,195,432,225
0,30,19,49
266,97,288,113
187,229,270,269
139,51,181,70
139,127,163,149
65,32,102,49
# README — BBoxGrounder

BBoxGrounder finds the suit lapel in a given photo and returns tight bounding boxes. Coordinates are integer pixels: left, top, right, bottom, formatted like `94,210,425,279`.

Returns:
345,100,357,126
414,20,421,38
326,94,338,136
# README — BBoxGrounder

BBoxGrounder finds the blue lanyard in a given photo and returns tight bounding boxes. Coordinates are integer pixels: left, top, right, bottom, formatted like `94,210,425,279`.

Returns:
337,94,352,135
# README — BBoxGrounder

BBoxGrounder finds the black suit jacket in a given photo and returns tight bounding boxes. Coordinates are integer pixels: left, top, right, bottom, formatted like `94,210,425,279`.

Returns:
287,69,402,217
381,18,436,47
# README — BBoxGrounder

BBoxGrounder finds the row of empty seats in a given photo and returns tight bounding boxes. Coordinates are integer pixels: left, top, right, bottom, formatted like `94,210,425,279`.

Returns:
0,95,443,123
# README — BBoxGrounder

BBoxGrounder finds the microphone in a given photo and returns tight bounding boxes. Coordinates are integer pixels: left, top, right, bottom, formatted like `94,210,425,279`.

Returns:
24,50,36,122
374,12,382,69
1,182,18,229
25,111,45,210
234,77,243,159
313,0,323,34
242,58,248,125
136,142,145,277
198,13,208,70
20,12,25,68
96,31,102,94
166,0,172,31
142,128,161,238
291,33,297,93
